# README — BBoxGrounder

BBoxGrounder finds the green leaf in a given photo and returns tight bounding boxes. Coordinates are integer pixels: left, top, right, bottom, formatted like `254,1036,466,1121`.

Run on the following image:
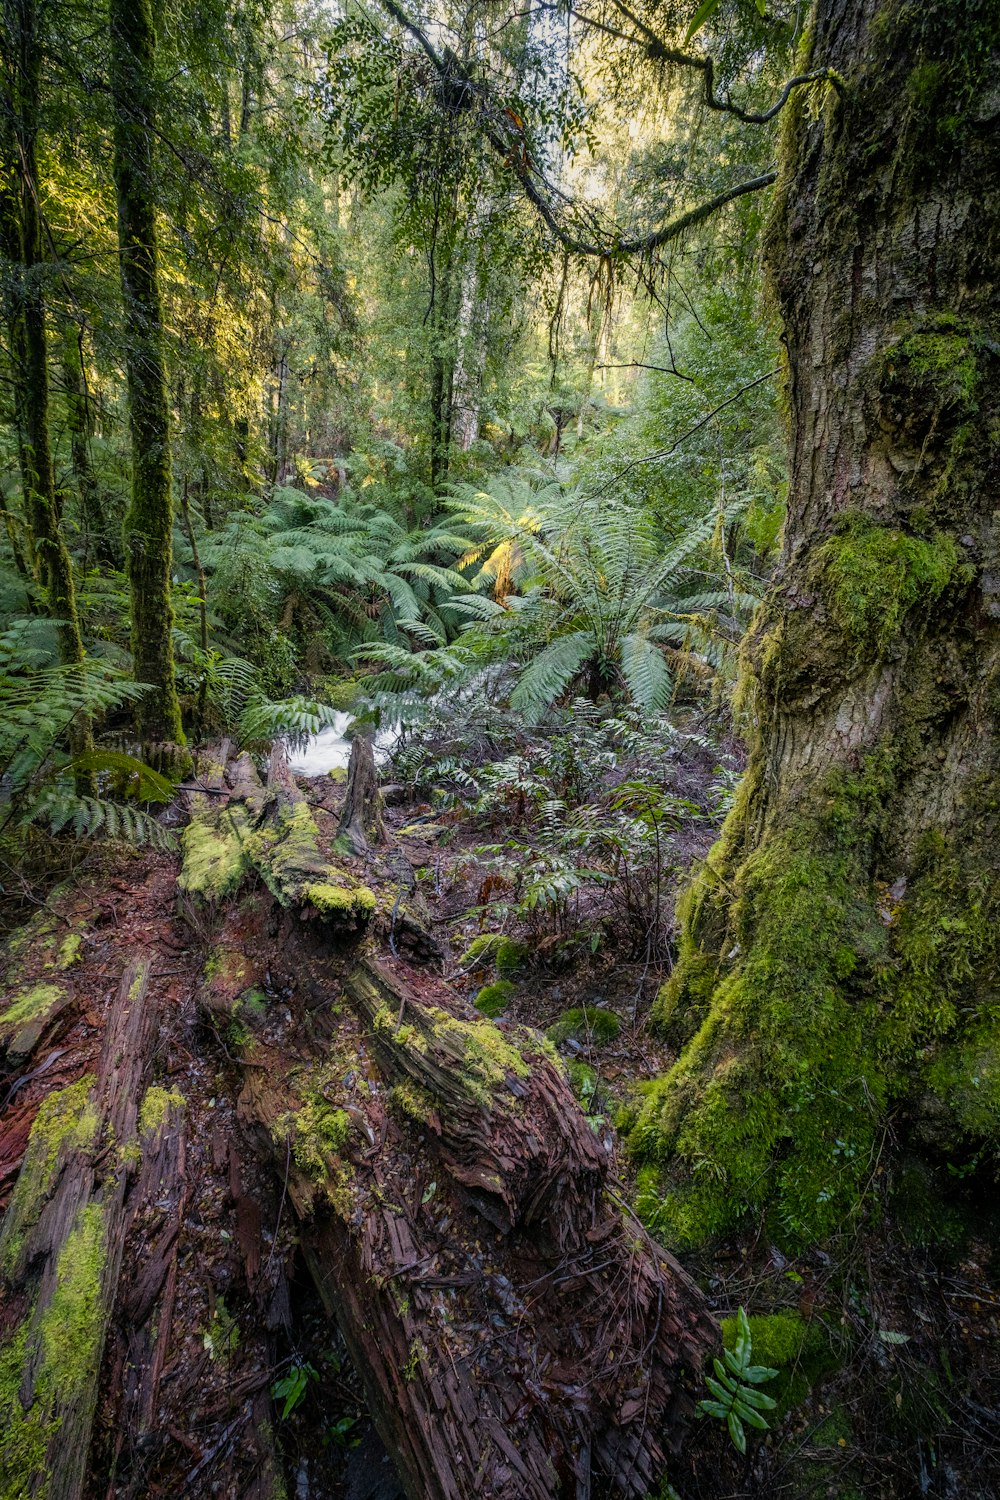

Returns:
727,1410,747,1454
705,1374,737,1403
684,0,723,43
744,1363,780,1384
734,1385,777,1411
734,1401,769,1430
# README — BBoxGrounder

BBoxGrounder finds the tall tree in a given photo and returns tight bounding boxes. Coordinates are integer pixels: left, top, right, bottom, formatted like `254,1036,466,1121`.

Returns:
109,0,184,745
631,0,1000,1245
0,0,89,674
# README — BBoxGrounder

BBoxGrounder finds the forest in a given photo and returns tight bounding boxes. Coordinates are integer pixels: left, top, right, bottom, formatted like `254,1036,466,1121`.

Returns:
0,0,998,1496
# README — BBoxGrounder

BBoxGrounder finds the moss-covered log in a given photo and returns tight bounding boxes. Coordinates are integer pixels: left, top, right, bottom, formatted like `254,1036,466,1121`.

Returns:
239,952,717,1500
629,0,1000,1247
0,956,161,1499
177,743,377,925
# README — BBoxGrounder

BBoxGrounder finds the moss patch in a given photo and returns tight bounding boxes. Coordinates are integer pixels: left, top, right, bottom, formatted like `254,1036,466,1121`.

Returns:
277,1098,351,1181
0,1077,98,1276
0,982,65,1035
138,1085,185,1139
304,880,377,920
475,980,515,1018
178,811,248,901
816,514,958,658
721,1310,836,1417
547,1005,620,1047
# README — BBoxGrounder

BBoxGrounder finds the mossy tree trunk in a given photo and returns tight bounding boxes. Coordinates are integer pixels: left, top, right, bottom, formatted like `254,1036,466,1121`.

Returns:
109,0,185,746
0,0,93,771
632,0,1000,1247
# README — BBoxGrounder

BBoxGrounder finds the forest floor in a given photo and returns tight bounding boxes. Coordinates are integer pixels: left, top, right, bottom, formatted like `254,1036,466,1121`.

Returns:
2,736,999,1500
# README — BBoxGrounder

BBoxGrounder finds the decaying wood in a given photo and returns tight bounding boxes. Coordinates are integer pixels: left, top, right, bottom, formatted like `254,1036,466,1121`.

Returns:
240,947,718,1500
0,954,161,1500
338,733,385,855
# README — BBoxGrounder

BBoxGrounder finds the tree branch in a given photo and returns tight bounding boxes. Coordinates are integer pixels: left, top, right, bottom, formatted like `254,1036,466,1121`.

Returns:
377,0,779,259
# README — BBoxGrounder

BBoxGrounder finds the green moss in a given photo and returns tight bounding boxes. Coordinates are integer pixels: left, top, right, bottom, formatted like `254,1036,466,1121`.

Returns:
236,987,269,1024
421,1005,530,1104
390,1081,437,1125
547,1006,620,1047
56,933,82,969
568,1059,597,1103
0,1077,98,1276
631,758,895,1247
475,980,515,1018
138,1085,184,1138
721,1310,836,1417
495,938,529,978
460,933,501,966
277,1098,351,1180
304,880,377,919
177,812,248,900
0,982,64,1033
38,1202,107,1399
817,514,957,657
0,1319,52,1499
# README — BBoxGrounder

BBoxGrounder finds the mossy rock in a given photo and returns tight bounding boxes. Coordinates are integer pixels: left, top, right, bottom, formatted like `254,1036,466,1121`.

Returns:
495,938,530,978
721,1310,837,1418
547,1005,620,1048
474,980,515,1019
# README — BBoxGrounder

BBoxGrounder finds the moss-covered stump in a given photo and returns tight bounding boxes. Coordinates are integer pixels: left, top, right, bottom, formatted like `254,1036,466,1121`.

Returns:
0,889,88,1066
627,3,1000,1250
177,742,376,928
239,952,718,1500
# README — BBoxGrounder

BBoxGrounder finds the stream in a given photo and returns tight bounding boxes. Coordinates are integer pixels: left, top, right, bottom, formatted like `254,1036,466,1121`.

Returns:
288,713,393,776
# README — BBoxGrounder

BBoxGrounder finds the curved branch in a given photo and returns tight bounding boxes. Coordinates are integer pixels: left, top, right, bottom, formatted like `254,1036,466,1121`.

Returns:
377,0,778,258
604,0,844,124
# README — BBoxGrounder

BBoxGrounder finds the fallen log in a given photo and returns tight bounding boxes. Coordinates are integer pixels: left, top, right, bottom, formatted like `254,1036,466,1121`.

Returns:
239,948,718,1500
0,954,161,1500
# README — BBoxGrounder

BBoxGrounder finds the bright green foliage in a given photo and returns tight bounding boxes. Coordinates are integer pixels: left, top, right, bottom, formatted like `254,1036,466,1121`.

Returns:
280,1099,352,1180
177,811,248,900
138,1085,185,1138
720,1309,836,1417
0,982,64,1033
698,1307,778,1454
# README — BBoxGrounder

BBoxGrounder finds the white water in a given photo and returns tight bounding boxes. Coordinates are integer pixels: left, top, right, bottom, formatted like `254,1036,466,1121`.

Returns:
288,714,393,776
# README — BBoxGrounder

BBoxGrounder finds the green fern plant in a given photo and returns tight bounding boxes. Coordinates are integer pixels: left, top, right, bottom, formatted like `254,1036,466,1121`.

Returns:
698,1307,778,1454
444,476,727,719
0,621,176,852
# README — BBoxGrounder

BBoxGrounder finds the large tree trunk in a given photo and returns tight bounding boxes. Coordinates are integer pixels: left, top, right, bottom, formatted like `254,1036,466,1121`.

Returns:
632,1,1000,1246
110,0,185,747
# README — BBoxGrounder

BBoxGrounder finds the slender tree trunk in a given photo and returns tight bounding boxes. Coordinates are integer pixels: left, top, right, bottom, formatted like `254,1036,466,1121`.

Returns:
633,0,1000,1247
109,0,185,747
1,0,93,772
61,321,115,567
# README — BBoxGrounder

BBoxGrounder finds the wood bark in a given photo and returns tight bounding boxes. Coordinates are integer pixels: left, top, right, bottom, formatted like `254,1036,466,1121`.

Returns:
338,733,386,855
239,949,717,1500
639,0,1000,1243
0,956,161,1499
